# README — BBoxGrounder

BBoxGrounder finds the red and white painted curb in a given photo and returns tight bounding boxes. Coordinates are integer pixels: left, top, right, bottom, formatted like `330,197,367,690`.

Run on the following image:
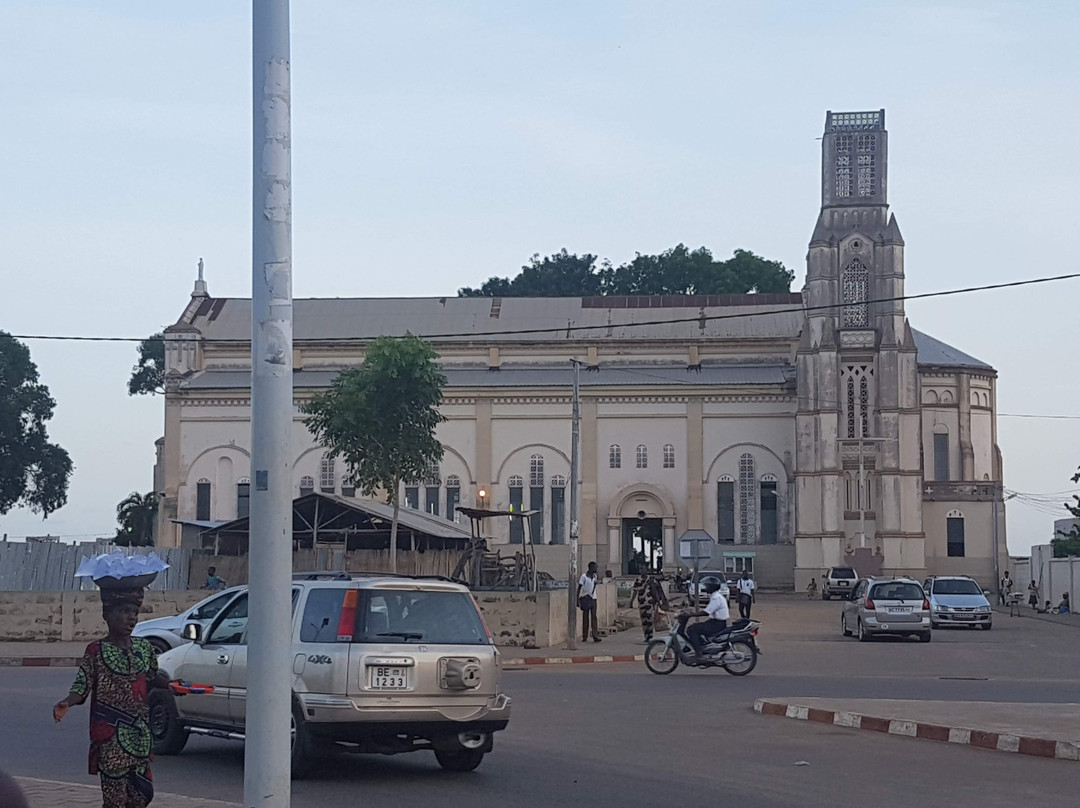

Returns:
502,653,644,666
0,656,80,668
754,699,1080,762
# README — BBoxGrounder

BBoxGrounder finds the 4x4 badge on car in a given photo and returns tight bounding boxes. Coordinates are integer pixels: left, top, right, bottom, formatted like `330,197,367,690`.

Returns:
307,654,332,665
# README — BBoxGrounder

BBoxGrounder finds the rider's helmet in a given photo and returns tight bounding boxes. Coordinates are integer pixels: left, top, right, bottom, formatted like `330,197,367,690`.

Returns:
702,578,722,594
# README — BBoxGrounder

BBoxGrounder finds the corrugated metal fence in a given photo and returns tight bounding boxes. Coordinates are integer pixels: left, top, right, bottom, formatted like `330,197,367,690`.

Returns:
0,541,192,591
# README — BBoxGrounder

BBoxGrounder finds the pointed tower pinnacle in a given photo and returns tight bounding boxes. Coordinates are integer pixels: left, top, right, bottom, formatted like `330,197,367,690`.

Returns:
192,257,209,298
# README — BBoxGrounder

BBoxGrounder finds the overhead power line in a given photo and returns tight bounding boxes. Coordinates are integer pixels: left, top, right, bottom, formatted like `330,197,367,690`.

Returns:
6,271,1080,344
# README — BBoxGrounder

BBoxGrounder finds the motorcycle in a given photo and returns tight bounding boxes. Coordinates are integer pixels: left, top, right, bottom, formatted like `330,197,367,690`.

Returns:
644,614,760,676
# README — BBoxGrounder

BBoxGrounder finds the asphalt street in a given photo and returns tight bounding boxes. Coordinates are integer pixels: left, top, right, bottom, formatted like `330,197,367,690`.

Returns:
4,600,1079,807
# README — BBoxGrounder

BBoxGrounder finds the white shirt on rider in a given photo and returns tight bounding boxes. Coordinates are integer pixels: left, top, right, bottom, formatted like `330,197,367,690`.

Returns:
705,590,730,621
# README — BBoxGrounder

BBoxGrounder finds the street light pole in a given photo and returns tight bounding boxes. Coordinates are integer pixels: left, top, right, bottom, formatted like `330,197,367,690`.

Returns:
246,2,293,806
566,359,581,650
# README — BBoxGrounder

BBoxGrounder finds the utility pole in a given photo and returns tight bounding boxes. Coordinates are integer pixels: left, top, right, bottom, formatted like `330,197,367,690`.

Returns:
246,2,293,806
566,358,581,650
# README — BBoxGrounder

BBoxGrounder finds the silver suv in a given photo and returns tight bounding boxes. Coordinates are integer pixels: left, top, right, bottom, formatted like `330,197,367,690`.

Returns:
149,572,511,776
821,566,858,600
841,577,931,642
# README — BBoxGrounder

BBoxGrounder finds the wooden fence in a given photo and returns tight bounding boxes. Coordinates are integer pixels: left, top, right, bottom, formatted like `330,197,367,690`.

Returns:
0,541,191,591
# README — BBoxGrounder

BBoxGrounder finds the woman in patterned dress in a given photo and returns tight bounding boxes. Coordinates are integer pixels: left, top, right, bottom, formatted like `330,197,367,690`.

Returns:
53,587,167,807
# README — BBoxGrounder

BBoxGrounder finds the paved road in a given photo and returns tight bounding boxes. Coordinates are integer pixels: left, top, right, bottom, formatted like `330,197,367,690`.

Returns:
5,600,1079,807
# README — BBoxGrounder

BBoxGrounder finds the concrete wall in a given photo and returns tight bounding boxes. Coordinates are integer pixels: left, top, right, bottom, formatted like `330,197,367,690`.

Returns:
473,582,617,648
0,591,208,642
1020,545,1080,606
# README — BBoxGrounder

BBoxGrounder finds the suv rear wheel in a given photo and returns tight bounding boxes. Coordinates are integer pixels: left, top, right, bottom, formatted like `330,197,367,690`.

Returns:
148,689,188,755
435,747,486,772
857,620,870,642
291,702,314,779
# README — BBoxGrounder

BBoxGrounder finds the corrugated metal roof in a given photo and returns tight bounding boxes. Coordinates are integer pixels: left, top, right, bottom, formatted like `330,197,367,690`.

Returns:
180,364,793,392
912,330,992,370
181,296,806,343
321,495,473,540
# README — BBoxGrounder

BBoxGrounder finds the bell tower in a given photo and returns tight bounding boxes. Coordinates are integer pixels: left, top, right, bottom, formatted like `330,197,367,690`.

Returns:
794,110,925,589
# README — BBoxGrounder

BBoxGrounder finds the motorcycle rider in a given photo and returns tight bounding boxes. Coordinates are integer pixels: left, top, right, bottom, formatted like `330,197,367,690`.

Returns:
684,578,729,662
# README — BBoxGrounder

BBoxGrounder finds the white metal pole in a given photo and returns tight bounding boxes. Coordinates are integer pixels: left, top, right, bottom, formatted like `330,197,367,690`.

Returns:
246,1,293,805
566,359,581,650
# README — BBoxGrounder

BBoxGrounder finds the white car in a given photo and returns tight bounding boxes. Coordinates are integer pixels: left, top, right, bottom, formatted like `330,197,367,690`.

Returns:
923,576,993,630
134,586,244,653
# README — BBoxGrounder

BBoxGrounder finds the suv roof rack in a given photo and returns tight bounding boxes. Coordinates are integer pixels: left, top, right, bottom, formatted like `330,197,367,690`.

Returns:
291,570,458,584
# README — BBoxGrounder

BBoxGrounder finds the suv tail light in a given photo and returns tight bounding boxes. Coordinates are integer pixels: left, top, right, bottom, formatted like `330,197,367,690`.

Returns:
923,598,931,611
470,594,495,643
865,598,876,610
336,589,358,642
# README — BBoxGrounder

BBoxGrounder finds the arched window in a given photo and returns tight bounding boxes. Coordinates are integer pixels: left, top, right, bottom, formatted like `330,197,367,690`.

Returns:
341,474,356,497
299,475,315,497
549,475,567,545
946,509,965,557
236,477,250,519
508,475,524,544
636,445,648,469
933,426,950,482
445,475,461,521
319,453,335,493
609,444,622,469
759,473,778,544
663,444,675,469
423,465,441,516
196,478,212,521
841,258,869,328
529,454,545,487
717,475,735,541
738,454,756,544
841,364,874,439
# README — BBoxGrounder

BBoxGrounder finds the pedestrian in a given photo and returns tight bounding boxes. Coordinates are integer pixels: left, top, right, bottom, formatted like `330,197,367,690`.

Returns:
629,570,655,643
577,561,602,643
1037,600,1052,614
203,566,226,590
999,571,1012,605
55,552,170,808
1027,580,1040,611
1057,592,1071,615
736,570,757,619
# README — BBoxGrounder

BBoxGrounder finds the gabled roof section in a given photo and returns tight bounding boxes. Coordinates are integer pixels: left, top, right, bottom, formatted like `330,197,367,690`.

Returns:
912,329,993,371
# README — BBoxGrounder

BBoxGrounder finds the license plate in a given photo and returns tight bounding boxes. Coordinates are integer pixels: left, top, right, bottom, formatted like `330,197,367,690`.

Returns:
368,666,409,690
887,606,912,613
956,614,974,620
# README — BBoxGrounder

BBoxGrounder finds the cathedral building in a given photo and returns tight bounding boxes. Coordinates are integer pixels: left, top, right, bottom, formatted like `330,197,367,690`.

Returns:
154,109,1006,590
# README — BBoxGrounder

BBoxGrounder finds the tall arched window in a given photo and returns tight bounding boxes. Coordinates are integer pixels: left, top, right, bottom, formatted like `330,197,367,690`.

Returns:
528,455,544,543
341,474,356,497
445,474,461,522
946,509,965,557
299,475,315,497
738,454,756,544
319,453,336,493
508,475,524,543
196,478,212,521
550,475,567,545
529,455,545,487
636,445,648,469
717,475,735,542
759,473,778,544
663,444,675,469
236,477,250,519
609,445,622,469
424,464,441,516
841,258,869,328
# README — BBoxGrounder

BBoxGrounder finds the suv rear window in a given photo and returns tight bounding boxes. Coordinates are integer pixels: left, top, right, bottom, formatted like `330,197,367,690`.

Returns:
831,568,856,579
870,582,925,601
933,579,982,595
301,588,489,645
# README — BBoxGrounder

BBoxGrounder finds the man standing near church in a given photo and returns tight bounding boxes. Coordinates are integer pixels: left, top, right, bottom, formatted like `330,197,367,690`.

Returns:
736,570,757,620
577,562,602,643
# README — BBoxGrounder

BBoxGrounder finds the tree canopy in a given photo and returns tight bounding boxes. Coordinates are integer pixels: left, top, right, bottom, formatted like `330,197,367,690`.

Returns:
302,335,447,572
128,333,165,396
1053,466,1080,558
0,332,72,516
458,245,794,298
114,491,157,547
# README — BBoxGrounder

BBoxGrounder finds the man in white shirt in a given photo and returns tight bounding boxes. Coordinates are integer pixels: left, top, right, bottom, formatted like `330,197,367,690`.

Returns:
685,579,729,661
736,571,757,619
576,561,602,643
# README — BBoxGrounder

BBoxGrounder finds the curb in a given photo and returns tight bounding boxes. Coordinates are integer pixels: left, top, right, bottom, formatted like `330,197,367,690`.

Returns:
754,699,1080,762
0,656,80,668
503,653,644,666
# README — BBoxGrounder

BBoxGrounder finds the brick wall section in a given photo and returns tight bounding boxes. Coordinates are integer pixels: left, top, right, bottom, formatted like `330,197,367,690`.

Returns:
0,591,207,642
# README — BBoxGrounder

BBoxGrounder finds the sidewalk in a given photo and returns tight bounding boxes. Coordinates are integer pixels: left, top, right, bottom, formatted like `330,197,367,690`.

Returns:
756,697,1080,762
14,776,238,807
992,605,1079,628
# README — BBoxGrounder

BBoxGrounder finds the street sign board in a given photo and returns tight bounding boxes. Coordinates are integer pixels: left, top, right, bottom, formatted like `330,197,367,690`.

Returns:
679,537,714,562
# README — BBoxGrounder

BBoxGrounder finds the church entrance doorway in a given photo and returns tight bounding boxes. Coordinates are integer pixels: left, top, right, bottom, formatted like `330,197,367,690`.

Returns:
623,518,663,574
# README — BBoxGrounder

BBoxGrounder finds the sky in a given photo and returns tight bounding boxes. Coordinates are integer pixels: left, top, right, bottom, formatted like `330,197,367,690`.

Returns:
1,1,1078,555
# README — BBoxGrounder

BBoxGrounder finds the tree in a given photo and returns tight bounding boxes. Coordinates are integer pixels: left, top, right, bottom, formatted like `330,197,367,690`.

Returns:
128,333,165,396
114,491,158,547
1053,466,1080,558
0,332,72,517
457,245,794,298
302,335,447,572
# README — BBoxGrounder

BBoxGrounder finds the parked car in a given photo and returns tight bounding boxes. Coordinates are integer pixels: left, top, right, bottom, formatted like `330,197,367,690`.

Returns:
688,570,734,604
133,586,245,653
821,566,858,600
922,576,992,630
841,577,931,642
150,572,511,776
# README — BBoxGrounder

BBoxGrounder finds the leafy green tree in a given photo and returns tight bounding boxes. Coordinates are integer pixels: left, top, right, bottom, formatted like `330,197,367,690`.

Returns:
302,335,447,572
1053,467,1080,558
458,245,793,298
0,332,72,517
128,333,165,396
114,491,158,547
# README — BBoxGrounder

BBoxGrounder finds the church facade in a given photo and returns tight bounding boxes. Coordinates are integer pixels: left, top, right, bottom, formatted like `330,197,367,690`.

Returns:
154,110,1006,590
